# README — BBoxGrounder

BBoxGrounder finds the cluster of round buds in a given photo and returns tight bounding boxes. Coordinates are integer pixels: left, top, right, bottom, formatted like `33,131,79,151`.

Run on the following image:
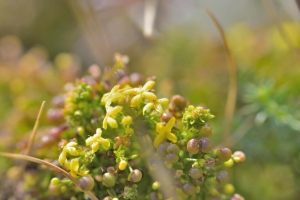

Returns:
187,137,212,155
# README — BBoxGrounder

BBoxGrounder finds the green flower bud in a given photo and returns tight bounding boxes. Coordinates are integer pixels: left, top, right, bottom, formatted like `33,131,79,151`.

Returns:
102,173,116,187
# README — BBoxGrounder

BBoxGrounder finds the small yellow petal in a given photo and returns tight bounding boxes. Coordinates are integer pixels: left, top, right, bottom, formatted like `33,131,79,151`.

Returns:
165,117,176,130
58,152,66,166
143,102,154,115
67,147,79,156
109,106,123,116
154,133,165,148
99,138,110,147
66,142,77,147
111,93,124,103
158,98,169,105
143,81,155,91
103,116,108,129
123,88,138,95
70,159,79,172
111,85,120,92
143,92,157,101
96,128,102,137
86,136,94,146
156,123,165,133
166,132,177,144
130,94,142,107
155,103,163,114
91,142,99,153
107,117,118,128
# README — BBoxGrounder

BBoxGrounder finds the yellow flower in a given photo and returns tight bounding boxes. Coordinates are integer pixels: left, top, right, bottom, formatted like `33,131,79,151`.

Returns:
154,117,177,148
143,98,169,115
86,128,110,153
101,85,125,107
58,142,89,177
124,81,157,107
103,106,123,129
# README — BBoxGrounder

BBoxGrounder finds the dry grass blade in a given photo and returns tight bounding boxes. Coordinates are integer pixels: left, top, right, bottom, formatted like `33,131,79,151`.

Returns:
0,152,99,200
205,8,237,140
24,101,45,156
144,0,158,38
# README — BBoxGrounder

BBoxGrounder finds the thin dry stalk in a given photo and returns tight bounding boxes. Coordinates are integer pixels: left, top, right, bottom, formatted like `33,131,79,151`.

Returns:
205,8,237,140
24,101,45,156
0,152,99,200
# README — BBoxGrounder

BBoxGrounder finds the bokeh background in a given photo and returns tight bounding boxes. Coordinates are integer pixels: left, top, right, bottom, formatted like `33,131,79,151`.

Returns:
1,0,300,199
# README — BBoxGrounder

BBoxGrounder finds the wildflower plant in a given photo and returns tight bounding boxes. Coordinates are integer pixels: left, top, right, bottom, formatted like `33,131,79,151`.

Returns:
41,53,245,199
1,53,245,200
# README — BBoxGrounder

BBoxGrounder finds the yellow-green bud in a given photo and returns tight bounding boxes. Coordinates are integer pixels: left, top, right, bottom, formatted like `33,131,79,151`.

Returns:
223,183,235,194
152,181,160,190
118,160,128,170
122,116,132,125
50,177,61,186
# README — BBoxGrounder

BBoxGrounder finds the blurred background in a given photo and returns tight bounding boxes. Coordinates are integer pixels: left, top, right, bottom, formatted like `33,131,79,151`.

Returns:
1,0,300,199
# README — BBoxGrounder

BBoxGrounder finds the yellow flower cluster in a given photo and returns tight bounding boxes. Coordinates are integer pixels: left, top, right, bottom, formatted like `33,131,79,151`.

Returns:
100,81,169,130
85,128,110,153
58,142,89,177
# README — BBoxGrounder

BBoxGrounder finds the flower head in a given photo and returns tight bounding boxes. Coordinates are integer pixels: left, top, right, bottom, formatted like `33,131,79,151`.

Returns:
154,117,177,148
124,81,157,107
103,106,123,129
101,85,125,107
86,128,110,153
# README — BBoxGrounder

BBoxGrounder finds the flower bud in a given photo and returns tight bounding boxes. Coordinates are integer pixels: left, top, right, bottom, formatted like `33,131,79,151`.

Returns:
182,182,196,196
128,169,143,182
216,171,229,185
187,139,199,154
50,177,61,186
232,151,246,163
157,142,169,157
122,116,133,126
231,193,245,200
118,160,128,170
189,167,203,179
79,176,95,191
199,124,212,137
165,153,179,164
199,138,212,153
216,148,232,162
102,173,116,187
223,183,235,195
167,144,180,154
